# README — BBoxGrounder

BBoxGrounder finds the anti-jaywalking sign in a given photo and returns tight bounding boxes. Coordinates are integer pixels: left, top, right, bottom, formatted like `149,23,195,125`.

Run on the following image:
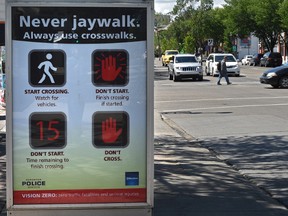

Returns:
7,2,153,216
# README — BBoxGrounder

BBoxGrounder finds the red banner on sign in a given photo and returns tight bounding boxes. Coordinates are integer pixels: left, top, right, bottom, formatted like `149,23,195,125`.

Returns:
14,188,146,204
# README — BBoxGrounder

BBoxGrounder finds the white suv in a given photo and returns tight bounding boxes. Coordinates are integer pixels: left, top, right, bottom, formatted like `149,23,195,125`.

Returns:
241,55,253,65
168,54,203,81
205,53,240,77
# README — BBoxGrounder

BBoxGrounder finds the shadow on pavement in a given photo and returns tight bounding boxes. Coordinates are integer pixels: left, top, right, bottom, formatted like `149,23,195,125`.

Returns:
201,135,288,208
154,135,288,216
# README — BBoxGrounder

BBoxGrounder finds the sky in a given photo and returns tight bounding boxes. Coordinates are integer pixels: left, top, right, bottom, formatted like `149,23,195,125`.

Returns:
0,0,225,21
155,0,226,14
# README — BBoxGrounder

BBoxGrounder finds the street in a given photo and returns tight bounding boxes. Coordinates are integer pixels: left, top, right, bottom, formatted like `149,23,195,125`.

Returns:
154,59,288,208
0,60,287,215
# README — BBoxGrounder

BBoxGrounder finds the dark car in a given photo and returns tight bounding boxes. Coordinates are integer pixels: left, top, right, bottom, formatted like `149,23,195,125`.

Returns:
248,53,263,66
259,52,282,67
260,63,288,88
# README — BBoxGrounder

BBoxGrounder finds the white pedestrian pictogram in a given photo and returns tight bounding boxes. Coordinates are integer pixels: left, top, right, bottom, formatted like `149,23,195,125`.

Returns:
38,53,57,84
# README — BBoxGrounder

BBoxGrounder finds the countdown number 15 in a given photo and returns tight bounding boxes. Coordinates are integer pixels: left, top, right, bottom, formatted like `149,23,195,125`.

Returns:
30,113,66,149
36,120,60,141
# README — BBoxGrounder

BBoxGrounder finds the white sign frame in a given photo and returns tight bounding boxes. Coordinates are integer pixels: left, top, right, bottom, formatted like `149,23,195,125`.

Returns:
6,1,154,216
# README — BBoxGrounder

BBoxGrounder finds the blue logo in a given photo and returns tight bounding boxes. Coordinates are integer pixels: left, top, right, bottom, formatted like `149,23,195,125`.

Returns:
125,172,139,186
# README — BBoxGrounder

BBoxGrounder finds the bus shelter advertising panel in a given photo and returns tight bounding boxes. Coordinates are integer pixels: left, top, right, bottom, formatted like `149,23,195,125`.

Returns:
9,5,150,205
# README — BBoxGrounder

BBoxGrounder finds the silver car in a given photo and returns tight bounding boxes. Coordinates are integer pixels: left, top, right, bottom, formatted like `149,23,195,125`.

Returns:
168,54,203,81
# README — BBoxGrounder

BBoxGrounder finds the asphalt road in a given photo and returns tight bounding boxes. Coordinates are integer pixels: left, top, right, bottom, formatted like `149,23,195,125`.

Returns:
154,59,288,208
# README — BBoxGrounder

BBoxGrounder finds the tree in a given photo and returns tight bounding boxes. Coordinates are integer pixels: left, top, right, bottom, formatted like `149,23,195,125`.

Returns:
278,0,288,53
170,0,225,54
155,13,171,28
249,0,283,52
204,8,225,53
154,13,173,56
224,0,284,52
154,0,287,57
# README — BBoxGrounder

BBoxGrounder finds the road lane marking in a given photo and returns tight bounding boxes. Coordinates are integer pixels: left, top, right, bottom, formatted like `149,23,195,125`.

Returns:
162,103,288,113
156,96,288,104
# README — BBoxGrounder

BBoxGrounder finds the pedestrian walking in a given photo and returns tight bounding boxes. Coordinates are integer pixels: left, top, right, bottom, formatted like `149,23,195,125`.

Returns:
38,53,57,84
217,56,232,85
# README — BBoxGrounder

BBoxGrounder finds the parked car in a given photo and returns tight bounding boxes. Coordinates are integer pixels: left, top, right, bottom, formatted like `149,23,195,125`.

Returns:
248,53,264,66
241,55,253,65
205,53,240,77
259,52,282,67
260,62,288,88
168,54,203,81
161,50,179,66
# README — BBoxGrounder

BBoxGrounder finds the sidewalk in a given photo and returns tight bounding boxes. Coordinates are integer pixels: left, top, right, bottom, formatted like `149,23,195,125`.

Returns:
153,59,288,215
154,110,288,216
1,105,288,215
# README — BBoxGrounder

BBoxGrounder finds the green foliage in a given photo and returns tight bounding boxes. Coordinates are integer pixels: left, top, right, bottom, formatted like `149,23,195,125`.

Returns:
154,0,288,55
154,13,173,56
169,0,223,54
224,0,284,51
183,35,196,53
279,0,288,29
155,13,171,28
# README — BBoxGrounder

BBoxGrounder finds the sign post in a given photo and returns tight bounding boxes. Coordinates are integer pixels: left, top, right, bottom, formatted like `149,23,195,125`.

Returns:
6,1,154,215
207,38,213,46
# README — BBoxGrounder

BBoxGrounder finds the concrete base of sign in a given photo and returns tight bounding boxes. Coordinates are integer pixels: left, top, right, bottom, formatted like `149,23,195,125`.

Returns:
8,208,152,216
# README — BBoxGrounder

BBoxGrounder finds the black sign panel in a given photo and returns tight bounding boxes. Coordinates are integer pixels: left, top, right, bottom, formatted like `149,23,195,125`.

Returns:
12,7,147,44
93,111,129,148
30,112,67,149
92,49,129,86
0,23,4,46
29,50,66,87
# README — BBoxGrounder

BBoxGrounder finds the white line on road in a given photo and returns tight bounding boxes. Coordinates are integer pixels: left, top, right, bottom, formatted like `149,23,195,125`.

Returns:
162,103,288,113
156,96,288,104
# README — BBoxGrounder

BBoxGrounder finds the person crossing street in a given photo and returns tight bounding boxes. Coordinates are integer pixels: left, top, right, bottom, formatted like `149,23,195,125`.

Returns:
217,56,232,85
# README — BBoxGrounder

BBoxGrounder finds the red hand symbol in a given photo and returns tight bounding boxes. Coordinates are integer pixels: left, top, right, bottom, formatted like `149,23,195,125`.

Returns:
101,55,122,81
102,117,123,143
